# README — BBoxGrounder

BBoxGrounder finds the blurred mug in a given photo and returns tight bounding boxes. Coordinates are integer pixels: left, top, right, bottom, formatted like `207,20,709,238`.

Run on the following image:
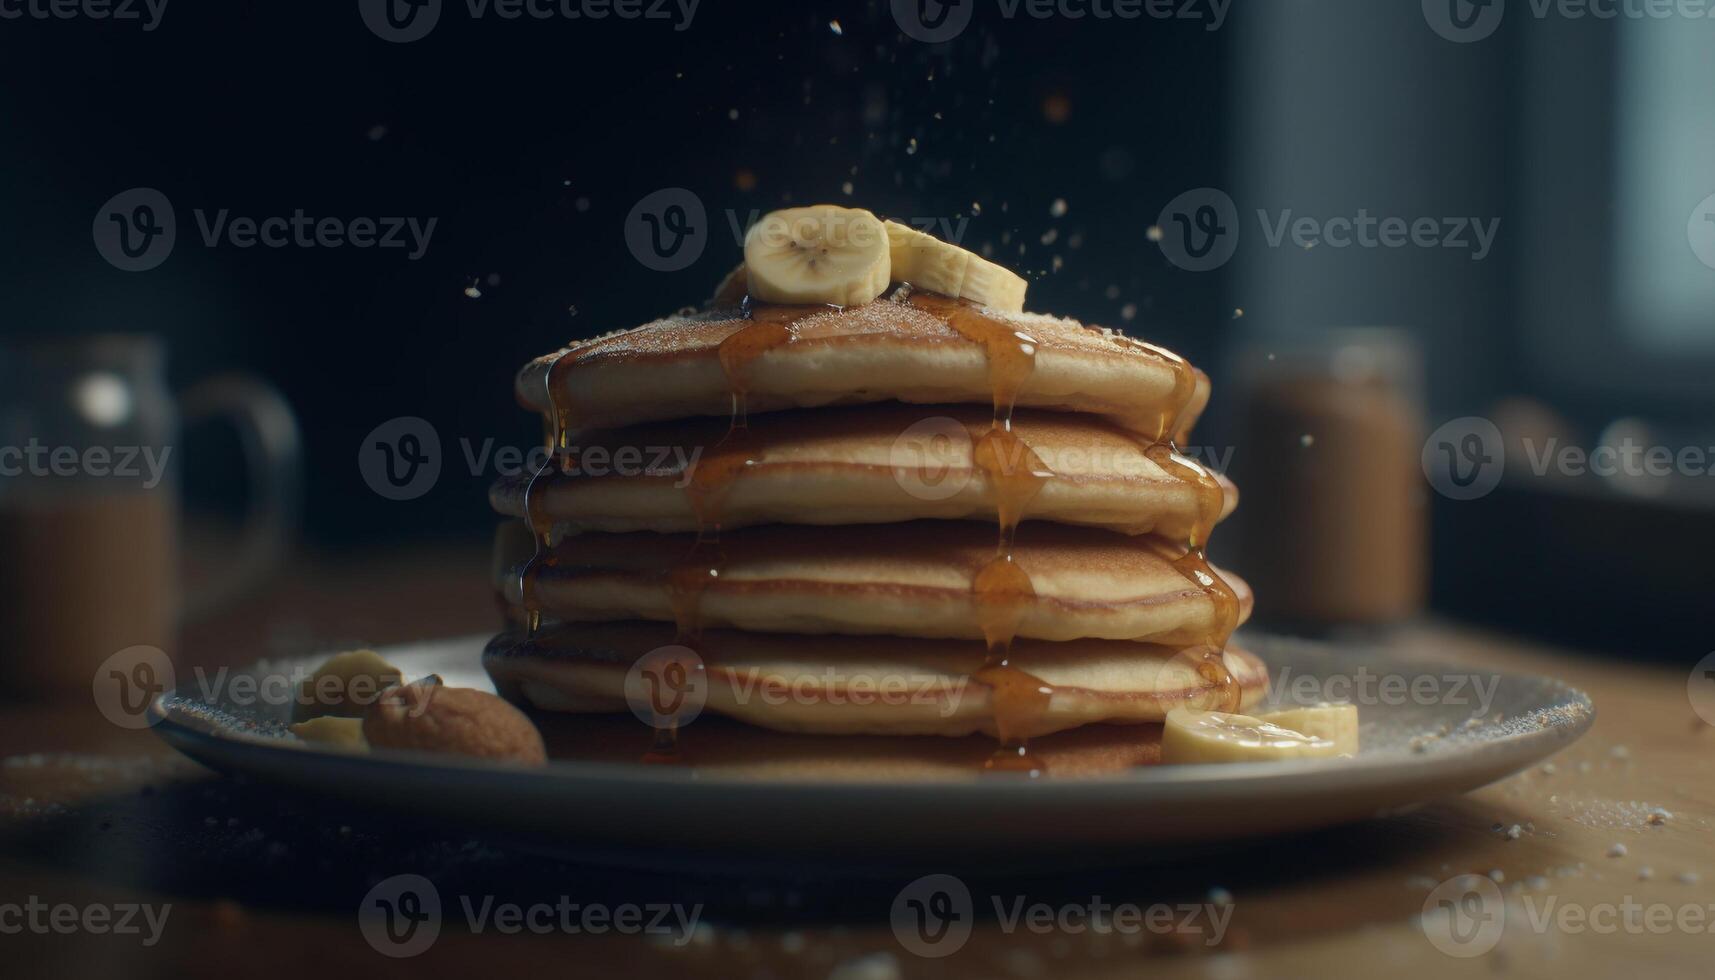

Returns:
1231,329,1427,627
0,336,299,699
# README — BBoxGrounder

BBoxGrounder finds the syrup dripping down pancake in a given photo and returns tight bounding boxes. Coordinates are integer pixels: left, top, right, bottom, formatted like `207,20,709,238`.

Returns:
496,521,1252,645
516,294,1211,438
490,404,1237,538
484,622,1268,738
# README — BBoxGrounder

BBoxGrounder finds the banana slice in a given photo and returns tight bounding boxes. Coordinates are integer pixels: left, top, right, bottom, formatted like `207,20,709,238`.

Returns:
294,648,404,721
885,219,1028,313
1257,703,1359,755
288,716,368,751
1161,708,1345,765
743,206,891,307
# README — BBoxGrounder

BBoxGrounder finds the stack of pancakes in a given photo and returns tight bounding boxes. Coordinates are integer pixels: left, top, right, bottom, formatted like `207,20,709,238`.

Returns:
484,243,1261,772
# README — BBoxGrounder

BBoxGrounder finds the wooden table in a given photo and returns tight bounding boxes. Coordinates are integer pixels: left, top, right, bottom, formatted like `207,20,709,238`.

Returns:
3,544,1712,979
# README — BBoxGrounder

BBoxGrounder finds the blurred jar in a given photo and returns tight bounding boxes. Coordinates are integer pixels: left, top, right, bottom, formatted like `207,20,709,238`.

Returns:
0,336,298,701
1231,329,1427,627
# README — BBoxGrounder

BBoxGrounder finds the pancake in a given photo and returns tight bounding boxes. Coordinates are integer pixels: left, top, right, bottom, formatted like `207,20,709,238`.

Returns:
489,404,1237,537
485,622,1268,738
497,521,1252,644
516,292,1211,438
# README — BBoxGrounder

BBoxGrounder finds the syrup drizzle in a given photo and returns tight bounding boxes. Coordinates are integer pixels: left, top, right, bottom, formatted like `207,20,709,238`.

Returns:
909,293,1058,773
517,350,576,637
656,302,823,761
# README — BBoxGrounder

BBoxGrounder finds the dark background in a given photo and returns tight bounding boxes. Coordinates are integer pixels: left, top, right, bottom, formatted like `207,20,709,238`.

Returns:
2,0,1712,652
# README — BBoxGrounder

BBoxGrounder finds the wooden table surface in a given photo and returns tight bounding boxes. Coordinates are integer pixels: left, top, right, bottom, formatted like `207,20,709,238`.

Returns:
3,544,1712,979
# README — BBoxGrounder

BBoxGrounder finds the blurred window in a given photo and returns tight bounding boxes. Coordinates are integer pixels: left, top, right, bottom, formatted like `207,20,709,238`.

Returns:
1614,19,1715,353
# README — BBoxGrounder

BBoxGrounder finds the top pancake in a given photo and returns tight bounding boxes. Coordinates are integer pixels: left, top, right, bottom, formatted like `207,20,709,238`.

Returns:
517,292,1210,437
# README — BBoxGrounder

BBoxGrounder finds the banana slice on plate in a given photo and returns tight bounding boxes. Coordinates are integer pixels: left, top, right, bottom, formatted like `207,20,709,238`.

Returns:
885,219,1028,313
1257,702,1359,755
1161,705,1358,765
288,716,369,751
743,206,892,307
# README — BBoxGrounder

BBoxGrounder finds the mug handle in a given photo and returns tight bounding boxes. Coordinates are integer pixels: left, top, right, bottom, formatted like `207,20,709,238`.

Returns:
178,375,302,620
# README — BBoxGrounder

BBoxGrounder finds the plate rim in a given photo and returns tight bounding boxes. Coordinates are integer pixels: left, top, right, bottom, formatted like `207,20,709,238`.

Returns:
149,632,1597,799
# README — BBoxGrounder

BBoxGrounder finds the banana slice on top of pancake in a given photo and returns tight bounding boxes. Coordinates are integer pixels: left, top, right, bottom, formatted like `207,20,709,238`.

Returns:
497,521,1250,645
484,622,1268,738
490,404,1236,538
